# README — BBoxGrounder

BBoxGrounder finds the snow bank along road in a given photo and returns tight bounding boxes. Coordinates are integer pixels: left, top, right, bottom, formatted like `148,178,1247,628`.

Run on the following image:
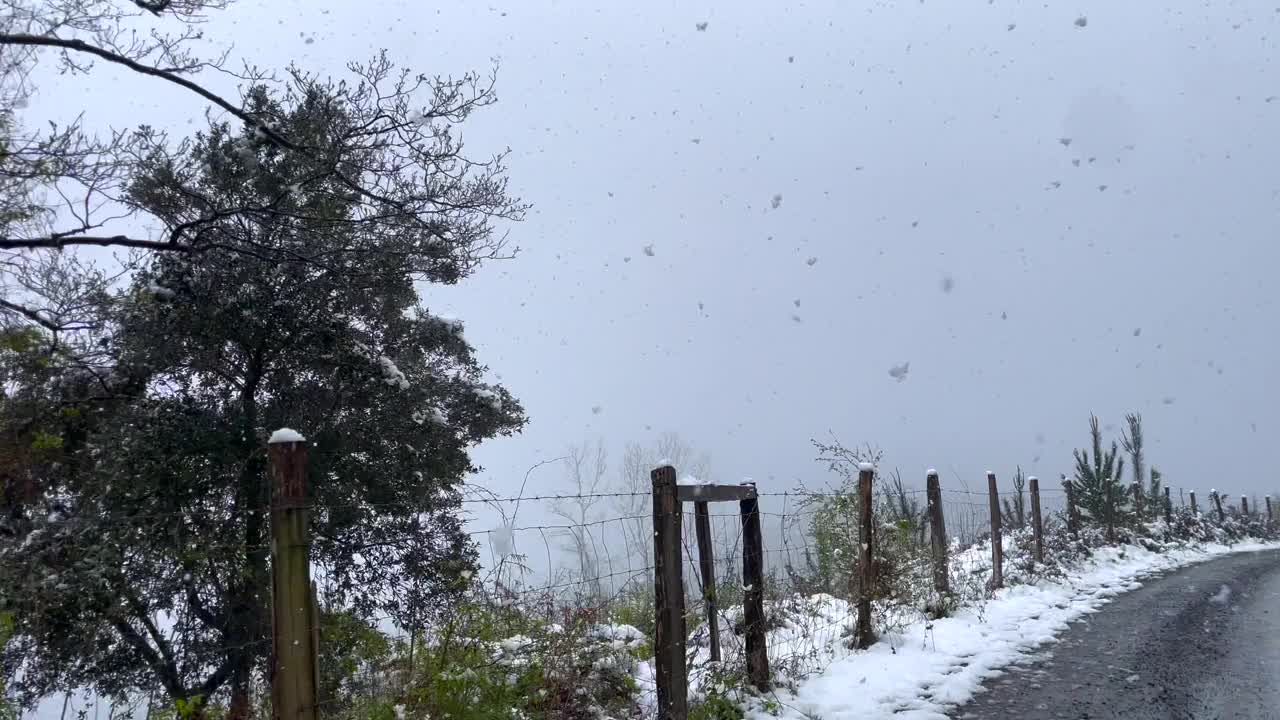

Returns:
957,547,1280,719
759,543,1277,720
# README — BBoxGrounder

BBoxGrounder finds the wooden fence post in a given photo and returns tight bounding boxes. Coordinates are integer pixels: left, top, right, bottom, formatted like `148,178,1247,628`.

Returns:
1212,490,1225,523
651,466,687,720
693,500,719,663
987,471,1003,589
1267,496,1273,531
268,429,318,720
926,469,949,596
1190,490,1198,516
856,464,876,648
1063,475,1079,537
739,483,770,691
1132,481,1145,521
1029,476,1044,565
1164,486,1172,524
1242,496,1250,518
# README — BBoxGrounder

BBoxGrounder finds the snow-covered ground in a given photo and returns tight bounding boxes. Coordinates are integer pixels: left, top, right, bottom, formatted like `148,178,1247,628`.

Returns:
753,539,1276,720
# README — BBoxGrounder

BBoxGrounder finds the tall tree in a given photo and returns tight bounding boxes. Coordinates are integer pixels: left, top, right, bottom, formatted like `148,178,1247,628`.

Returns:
550,438,609,599
613,432,712,564
1120,413,1144,501
0,76,524,714
1071,414,1127,534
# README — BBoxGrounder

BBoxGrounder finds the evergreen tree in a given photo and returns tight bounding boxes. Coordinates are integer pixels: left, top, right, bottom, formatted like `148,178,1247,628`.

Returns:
1121,413,1145,517
1147,467,1164,521
1001,465,1027,530
1071,414,1128,533
0,77,524,712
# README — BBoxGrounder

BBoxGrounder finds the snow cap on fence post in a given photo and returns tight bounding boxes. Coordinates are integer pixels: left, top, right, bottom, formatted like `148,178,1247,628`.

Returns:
268,427,306,444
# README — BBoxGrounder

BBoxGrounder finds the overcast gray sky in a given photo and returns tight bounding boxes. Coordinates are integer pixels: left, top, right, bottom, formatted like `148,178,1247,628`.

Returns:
36,0,1280,520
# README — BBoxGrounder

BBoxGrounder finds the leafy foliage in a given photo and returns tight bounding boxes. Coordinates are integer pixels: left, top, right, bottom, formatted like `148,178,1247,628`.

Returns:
0,81,525,710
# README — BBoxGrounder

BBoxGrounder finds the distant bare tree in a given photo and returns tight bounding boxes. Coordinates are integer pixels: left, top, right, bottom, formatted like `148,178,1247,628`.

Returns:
613,432,712,564
551,438,609,598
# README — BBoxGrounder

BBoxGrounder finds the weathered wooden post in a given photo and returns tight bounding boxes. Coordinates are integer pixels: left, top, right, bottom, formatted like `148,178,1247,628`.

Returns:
1267,496,1273,531
856,464,876,648
1132,481,1145,522
987,471,1003,589
1242,496,1250,518
1029,476,1044,565
268,428,318,720
1212,489,1225,523
739,482,770,691
692,500,719,663
1164,486,1173,524
1063,475,1080,537
651,465,687,720
1189,490,1198,516
926,469,949,596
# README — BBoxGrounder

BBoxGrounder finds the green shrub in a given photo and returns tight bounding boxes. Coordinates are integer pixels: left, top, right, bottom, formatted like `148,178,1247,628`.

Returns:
690,694,743,720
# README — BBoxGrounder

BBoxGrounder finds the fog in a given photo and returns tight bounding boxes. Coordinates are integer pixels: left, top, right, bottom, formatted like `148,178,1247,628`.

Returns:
31,0,1280,531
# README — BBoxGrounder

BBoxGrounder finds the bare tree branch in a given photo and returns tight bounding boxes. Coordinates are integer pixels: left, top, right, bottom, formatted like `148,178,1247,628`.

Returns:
0,33,290,147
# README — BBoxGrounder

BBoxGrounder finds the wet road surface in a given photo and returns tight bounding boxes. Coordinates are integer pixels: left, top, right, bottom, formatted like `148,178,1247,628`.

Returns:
955,548,1280,719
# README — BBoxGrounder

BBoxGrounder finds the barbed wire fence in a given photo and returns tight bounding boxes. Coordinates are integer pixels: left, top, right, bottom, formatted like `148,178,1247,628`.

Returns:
33,452,1273,720
305,463,1254,718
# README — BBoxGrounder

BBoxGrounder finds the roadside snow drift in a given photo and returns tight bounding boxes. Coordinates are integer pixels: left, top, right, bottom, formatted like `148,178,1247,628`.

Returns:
752,540,1276,720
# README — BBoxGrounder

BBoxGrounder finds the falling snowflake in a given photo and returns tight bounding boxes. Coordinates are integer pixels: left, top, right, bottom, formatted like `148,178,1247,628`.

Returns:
805,256,818,266
1074,15,1088,27
771,193,783,209
940,274,955,293
695,21,708,31
492,525,515,556
643,244,655,257
591,405,603,415
888,362,910,382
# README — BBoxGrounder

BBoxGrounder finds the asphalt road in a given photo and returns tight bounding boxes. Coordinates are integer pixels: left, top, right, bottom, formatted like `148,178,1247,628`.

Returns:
954,548,1280,720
